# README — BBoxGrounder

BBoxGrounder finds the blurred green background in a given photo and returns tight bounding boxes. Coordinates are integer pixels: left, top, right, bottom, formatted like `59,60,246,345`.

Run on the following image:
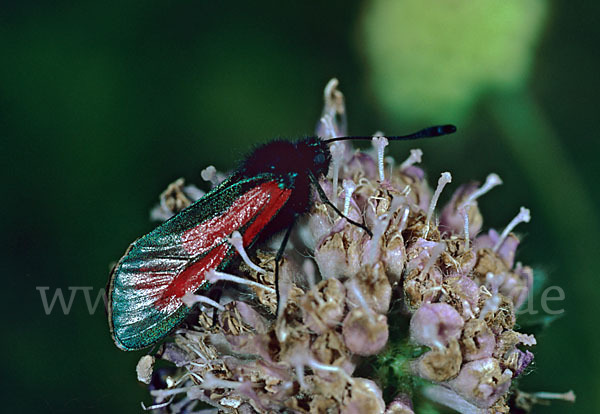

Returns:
2,1,597,412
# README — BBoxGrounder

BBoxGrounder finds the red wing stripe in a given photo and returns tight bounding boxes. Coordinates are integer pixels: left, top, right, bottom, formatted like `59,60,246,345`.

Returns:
181,182,291,254
141,181,291,312
182,185,269,254
156,244,229,312
242,182,292,246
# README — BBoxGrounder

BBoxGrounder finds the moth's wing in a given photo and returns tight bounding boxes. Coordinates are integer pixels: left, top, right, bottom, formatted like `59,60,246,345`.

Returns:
108,175,293,350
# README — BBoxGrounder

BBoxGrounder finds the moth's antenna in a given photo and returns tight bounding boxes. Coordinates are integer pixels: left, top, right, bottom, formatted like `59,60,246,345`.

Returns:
324,124,457,143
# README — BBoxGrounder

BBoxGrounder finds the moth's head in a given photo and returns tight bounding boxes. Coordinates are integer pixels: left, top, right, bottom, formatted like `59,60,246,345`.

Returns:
295,137,331,178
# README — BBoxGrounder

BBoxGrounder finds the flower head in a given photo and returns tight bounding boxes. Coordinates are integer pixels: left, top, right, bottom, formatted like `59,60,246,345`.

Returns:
133,80,570,413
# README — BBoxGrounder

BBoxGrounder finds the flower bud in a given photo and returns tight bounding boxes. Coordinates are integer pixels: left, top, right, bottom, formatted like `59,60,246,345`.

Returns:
411,339,462,382
410,303,464,348
474,230,520,269
314,229,364,280
461,319,496,361
382,233,406,283
498,263,533,309
441,275,480,319
440,182,484,237
342,308,389,356
347,152,378,181
345,265,391,315
303,278,347,334
341,378,386,414
308,203,334,247
449,358,512,408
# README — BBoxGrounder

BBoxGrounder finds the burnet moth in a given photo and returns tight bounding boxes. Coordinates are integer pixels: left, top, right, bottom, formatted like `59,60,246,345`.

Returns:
107,125,457,351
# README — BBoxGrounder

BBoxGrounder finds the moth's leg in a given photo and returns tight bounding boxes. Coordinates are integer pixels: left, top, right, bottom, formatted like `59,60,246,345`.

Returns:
274,220,295,315
208,284,224,328
308,171,373,237
211,306,219,328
